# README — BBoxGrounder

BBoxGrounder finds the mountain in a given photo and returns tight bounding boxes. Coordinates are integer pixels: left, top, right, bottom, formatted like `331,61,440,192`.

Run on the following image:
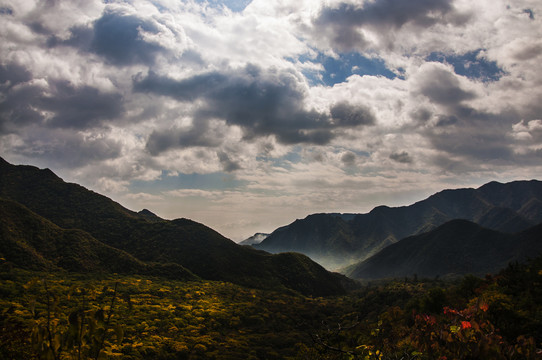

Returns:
0,158,352,296
254,180,542,270
0,198,197,279
137,208,163,221
254,214,358,270
346,219,542,280
239,233,269,246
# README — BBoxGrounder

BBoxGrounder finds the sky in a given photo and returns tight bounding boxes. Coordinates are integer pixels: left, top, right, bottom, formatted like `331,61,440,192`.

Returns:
1,0,542,241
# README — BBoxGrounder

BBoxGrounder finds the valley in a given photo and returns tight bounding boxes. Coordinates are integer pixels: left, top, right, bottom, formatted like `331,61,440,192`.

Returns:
1,157,541,359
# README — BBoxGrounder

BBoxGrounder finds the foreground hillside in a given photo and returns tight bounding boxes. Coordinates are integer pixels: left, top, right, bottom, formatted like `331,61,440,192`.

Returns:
0,197,197,280
0,157,351,296
255,180,542,270
1,256,541,359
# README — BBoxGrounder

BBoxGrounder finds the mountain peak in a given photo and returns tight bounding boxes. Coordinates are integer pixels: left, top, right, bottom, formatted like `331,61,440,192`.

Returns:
240,233,269,246
138,208,162,220
255,179,542,272
0,157,352,296
347,218,542,280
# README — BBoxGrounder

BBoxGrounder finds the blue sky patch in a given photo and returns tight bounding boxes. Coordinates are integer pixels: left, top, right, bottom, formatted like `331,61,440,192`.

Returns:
427,50,505,82
295,52,397,87
195,0,252,12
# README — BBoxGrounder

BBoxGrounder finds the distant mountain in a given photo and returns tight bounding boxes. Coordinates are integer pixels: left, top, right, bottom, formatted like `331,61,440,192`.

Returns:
239,233,269,246
254,180,542,270
0,158,352,296
346,219,542,280
254,214,358,270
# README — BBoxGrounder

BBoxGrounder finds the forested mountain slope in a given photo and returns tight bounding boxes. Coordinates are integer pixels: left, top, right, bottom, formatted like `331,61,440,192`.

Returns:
0,158,351,296
255,179,542,270
346,219,542,280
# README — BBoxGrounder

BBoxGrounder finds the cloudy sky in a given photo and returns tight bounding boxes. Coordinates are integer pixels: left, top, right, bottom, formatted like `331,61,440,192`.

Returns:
1,0,542,240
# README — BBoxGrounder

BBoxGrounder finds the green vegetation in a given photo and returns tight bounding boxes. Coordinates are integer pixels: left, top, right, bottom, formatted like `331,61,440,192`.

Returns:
1,255,541,359
0,269,348,359
347,219,542,280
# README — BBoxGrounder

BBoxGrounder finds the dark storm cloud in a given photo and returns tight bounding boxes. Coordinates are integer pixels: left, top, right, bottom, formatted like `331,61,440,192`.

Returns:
134,65,375,153
0,65,46,133
217,151,242,172
0,87,44,133
11,128,122,168
435,114,459,127
389,151,412,164
410,108,432,123
0,63,32,89
48,24,94,48
341,151,357,165
426,107,516,167
418,67,477,107
90,10,163,66
407,63,514,167
146,123,223,155
513,44,542,61
414,64,517,167
432,128,514,164
40,80,124,129
133,70,228,101
313,0,468,51
330,101,375,127
0,67,124,134
50,9,167,66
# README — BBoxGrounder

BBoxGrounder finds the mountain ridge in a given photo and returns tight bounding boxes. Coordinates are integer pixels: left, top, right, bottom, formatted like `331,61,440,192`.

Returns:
346,219,542,280
0,158,352,296
255,180,542,270
0,197,198,279
239,232,270,246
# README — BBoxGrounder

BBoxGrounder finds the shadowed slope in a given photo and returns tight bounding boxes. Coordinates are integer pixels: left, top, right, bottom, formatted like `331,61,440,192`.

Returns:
256,180,542,269
346,219,542,280
0,197,197,279
0,158,351,296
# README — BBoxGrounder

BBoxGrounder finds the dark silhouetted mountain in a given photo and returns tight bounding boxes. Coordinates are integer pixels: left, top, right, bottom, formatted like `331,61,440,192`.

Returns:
255,180,542,270
346,219,542,280
239,233,269,246
0,197,197,279
0,158,352,296
137,208,163,221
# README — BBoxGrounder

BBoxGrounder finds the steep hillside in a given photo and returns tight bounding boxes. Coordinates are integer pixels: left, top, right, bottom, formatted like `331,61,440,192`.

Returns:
0,197,197,279
255,180,542,269
0,158,351,296
346,219,542,280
